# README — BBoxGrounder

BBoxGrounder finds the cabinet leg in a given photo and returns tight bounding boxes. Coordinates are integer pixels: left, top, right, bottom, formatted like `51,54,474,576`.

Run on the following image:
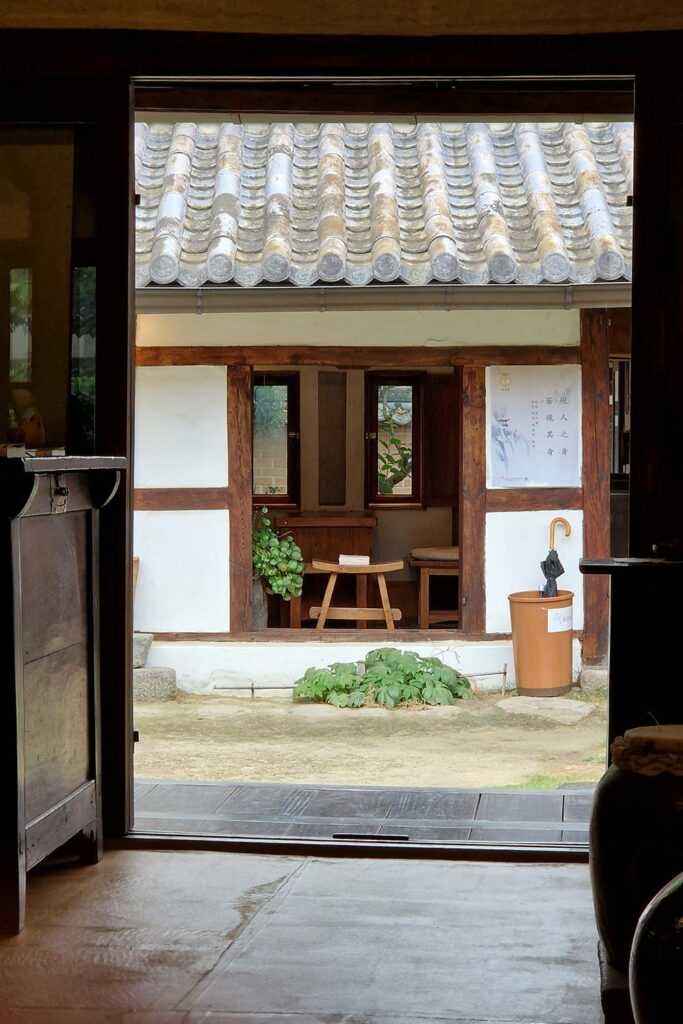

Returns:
0,861,26,934
74,819,103,866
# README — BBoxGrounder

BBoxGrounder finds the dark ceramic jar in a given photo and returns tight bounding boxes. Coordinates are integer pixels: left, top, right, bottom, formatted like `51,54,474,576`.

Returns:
630,870,683,1023
589,725,683,974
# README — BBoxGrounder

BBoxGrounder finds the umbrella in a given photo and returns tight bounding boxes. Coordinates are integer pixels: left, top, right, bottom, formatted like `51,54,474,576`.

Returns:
541,517,571,597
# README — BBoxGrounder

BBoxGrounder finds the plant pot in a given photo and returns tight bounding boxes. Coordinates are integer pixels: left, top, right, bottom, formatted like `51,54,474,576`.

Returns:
252,577,269,629
508,589,573,696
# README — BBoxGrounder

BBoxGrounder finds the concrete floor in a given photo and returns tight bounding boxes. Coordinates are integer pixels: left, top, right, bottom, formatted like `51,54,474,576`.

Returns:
0,850,602,1023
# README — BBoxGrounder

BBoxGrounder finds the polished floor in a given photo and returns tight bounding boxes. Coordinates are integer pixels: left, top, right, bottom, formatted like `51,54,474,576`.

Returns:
134,779,593,845
0,849,602,1023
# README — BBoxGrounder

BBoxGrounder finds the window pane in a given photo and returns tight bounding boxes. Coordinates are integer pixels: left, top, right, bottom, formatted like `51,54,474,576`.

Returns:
253,384,289,496
10,268,31,382
377,384,413,496
2,126,96,453
70,265,96,448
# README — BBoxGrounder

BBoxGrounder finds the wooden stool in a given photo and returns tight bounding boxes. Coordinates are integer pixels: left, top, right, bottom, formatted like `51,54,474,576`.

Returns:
310,559,404,630
409,546,460,629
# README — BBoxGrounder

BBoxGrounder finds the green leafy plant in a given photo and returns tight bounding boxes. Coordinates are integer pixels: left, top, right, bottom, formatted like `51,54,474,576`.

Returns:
252,506,305,601
377,385,413,494
292,648,471,708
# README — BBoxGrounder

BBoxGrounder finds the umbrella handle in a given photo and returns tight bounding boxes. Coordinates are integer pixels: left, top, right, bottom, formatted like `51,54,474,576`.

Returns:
549,516,571,549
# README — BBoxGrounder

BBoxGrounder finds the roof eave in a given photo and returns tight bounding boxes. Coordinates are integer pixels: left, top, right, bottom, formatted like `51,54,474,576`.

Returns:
135,282,631,314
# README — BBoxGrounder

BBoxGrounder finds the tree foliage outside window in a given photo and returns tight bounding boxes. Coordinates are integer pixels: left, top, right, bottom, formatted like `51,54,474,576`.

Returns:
254,384,288,433
377,384,413,494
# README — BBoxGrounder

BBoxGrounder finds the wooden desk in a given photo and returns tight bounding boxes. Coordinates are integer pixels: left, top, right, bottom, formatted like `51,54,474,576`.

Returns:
275,512,376,627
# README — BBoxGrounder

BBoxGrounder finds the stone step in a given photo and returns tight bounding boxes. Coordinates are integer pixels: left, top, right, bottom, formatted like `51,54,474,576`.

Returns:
134,666,177,702
133,632,153,669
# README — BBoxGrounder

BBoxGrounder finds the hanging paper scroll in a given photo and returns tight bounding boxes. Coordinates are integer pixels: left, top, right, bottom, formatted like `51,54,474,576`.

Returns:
487,365,581,488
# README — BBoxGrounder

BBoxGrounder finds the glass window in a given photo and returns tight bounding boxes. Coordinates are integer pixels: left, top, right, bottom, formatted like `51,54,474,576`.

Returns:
252,373,300,505
1,126,96,455
365,373,423,505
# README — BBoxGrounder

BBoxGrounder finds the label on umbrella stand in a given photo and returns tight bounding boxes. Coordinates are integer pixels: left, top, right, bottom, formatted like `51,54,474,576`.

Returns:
547,606,573,632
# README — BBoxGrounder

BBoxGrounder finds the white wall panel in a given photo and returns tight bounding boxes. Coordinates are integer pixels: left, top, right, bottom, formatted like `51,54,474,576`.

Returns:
485,509,584,634
137,308,580,349
135,365,227,487
133,510,229,632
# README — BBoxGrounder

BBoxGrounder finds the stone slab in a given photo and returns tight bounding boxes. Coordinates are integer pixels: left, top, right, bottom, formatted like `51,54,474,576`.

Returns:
496,694,596,725
580,666,609,693
134,666,177,702
132,632,153,669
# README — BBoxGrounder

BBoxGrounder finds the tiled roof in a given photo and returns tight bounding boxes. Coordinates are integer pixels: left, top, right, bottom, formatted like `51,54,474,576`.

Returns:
135,121,633,289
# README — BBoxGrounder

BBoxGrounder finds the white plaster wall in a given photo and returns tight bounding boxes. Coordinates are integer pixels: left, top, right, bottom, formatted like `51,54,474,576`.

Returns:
146,637,582,692
485,509,584,634
133,510,229,632
135,365,227,487
137,308,580,348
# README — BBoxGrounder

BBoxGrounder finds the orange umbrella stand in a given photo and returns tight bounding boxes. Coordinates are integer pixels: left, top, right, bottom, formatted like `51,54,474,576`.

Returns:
508,589,574,697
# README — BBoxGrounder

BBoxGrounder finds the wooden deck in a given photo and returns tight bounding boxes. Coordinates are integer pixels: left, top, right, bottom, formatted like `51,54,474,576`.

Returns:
134,779,592,844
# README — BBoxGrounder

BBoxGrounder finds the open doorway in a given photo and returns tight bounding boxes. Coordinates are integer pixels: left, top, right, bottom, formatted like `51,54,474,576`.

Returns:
131,109,631,845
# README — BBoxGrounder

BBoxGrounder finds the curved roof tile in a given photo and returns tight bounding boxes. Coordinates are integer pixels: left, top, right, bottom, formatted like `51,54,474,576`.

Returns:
135,121,633,289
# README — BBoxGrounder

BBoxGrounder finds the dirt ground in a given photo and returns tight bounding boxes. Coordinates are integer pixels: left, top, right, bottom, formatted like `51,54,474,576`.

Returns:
134,689,607,789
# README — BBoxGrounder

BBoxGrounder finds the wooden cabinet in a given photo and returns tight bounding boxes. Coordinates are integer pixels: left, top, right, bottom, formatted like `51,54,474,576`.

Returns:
0,456,125,933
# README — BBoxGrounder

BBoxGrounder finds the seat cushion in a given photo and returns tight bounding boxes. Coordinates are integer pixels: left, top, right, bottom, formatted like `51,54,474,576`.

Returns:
410,546,460,561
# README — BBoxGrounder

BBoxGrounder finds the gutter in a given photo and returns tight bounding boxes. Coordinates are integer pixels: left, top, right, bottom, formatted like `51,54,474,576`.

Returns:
135,283,631,315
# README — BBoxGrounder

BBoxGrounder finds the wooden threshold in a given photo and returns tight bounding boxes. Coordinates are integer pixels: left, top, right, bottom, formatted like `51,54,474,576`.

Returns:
152,629,512,642
151,628,583,642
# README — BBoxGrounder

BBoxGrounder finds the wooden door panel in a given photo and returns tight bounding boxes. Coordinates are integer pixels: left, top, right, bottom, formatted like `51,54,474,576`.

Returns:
20,512,88,664
23,641,90,822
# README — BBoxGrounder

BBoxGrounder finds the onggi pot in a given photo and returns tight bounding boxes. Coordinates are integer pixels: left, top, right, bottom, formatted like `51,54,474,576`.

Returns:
590,725,683,975
630,870,683,1023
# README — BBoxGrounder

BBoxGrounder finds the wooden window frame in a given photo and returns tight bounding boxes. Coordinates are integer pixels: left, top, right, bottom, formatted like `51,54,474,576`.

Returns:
252,371,300,508
364,371,424,507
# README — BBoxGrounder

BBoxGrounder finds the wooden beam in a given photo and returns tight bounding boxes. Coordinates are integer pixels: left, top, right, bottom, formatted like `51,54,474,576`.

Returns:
136,345,580,369
606,308,631,356
486,487,583,512
150,629,515,642
580,309,611,664
228,365,253,632
133,487,230,511
136,81,633,118
460,366,486,633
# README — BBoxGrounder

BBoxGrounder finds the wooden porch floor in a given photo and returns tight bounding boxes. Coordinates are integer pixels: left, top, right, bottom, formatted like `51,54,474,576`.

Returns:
134,779,593,844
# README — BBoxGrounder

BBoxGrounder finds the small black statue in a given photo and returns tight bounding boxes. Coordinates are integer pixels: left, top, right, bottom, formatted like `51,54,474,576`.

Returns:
540,549,564,597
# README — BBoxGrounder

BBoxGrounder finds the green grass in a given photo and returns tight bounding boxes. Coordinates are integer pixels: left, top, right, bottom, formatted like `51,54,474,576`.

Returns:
499,774,573,790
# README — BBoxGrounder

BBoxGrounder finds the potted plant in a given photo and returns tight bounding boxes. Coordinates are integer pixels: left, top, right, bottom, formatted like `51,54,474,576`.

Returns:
252,506,305,627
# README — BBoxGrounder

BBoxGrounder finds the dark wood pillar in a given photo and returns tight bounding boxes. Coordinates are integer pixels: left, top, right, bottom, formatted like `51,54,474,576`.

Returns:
582,73,683,743
630,73,683,557
228,364,254,632
580,309,611,664
460,365,485,633
96,81,135,839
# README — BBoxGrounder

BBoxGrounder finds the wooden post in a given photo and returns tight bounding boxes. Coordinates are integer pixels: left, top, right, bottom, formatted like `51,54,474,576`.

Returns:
228,364,253,632
630,73,683,557
460,365,486,633
580,309,611,664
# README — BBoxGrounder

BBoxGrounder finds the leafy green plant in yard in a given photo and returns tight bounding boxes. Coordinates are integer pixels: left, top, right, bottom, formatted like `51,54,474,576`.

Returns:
292,648,471,709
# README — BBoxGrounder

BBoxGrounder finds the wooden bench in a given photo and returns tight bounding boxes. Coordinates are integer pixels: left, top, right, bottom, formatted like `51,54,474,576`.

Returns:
309,559,404,630
409,546,460,629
